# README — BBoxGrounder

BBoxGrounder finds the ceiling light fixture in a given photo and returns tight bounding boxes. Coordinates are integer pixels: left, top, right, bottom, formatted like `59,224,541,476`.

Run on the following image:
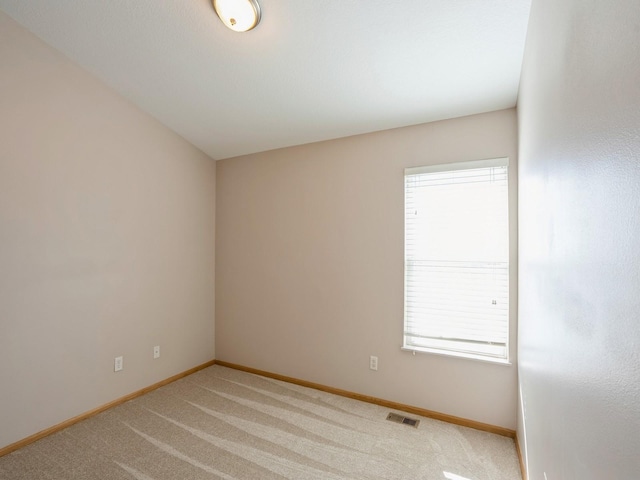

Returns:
212,0,261,33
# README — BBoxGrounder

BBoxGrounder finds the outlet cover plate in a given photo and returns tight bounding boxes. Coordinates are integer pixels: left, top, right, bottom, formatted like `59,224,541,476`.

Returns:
370,355,378,371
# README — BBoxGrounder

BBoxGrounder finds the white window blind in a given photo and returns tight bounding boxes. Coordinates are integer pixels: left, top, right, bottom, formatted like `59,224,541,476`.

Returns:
404,158,509,360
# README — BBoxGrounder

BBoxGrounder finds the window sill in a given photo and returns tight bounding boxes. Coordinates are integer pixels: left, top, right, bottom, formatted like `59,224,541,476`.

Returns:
401,346,512,366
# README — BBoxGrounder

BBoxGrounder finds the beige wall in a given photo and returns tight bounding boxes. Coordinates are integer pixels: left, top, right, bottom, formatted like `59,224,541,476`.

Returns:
0,12,216,449
517,0,640,478
216,108,518,429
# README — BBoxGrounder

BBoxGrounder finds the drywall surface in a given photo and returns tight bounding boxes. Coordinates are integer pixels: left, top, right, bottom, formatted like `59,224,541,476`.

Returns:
216,109,519,429
517,0,640,478
0,12,215,449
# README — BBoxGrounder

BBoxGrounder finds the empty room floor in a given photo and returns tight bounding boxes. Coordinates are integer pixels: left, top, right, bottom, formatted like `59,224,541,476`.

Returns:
0,366,522,479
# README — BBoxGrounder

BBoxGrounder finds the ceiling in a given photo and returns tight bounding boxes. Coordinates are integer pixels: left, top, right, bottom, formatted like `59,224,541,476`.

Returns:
0,0,532,160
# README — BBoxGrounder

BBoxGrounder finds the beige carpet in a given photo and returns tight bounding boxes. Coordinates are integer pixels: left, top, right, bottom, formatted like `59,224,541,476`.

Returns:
0,366,522,479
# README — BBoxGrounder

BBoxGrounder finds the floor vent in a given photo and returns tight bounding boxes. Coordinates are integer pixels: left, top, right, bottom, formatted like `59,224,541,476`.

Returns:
386,412,420,428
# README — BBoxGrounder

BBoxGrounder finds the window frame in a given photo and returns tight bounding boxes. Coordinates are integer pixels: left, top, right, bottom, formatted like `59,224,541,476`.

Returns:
402,157,512,365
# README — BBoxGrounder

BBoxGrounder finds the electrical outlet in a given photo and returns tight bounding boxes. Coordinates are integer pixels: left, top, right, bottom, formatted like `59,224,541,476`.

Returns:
153,345,160,359
369,355,378,371
114,356,123,372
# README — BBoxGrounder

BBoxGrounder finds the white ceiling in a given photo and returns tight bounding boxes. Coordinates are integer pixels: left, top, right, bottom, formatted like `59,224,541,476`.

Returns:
0,0,532,160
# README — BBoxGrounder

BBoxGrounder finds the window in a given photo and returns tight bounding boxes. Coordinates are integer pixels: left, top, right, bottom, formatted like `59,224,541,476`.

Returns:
403,158,509,362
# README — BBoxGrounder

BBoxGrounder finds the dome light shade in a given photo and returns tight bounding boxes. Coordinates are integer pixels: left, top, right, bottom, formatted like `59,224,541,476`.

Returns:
212,0,261,32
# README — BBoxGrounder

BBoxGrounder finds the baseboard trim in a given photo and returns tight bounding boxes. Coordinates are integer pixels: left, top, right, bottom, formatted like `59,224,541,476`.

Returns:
515,433,528,480
215,360,516,438
0,359,216,458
